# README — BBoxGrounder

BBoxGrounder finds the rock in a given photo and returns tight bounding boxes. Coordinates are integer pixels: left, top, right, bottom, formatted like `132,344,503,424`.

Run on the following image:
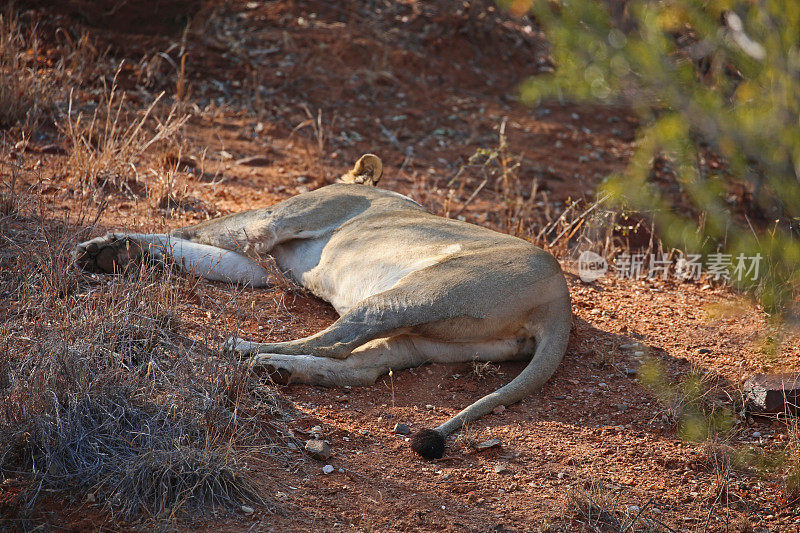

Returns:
241,505,254,514
304,439,331,461
492,405,506,415
393,423,411,435
494,464,510,474
425,404,434,410
744,372,800,414
310,425,323,436
236,155,271,166
752,431,761,438
475,438,502,451
698,348,712,354
322,464,335,475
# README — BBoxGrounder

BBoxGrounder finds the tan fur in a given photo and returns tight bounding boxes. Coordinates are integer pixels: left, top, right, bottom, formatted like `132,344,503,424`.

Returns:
73,154,572,459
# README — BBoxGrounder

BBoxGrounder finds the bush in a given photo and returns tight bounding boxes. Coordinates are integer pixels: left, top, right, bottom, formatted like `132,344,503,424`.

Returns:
506,0,800,315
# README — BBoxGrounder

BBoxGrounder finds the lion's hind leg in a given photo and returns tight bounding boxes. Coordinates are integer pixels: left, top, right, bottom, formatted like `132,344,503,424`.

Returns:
74,233,271,287
250,336,525,387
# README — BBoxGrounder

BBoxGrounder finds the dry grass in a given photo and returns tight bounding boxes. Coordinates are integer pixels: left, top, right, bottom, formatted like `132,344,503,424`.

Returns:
60,65,189,197
0,8,59,130
547,479,669,533
0,196,302,526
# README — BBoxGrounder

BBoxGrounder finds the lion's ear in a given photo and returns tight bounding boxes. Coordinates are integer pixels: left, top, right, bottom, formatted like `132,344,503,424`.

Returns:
339,154,382,185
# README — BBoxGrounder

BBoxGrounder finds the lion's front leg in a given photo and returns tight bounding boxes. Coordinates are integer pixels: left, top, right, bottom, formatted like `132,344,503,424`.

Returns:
74,233,272,287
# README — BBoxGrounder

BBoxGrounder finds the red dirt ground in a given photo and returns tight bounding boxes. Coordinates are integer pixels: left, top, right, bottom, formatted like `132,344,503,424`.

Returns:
4,0,800,531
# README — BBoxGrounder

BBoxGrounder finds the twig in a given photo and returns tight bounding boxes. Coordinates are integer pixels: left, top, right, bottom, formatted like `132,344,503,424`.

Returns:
452,177,488,218
548,194,609,248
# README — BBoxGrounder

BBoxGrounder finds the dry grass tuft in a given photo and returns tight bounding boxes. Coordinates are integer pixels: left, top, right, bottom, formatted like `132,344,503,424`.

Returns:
0,201,302,526
0,8,59,130
60,65,189,197
548,480,669,532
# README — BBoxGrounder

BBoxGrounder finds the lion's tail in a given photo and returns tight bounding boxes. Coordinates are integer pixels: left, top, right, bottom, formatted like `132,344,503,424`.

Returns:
410,295,572,460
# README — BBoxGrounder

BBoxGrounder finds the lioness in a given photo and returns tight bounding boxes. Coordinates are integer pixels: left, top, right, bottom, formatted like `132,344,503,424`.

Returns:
73,154,572,459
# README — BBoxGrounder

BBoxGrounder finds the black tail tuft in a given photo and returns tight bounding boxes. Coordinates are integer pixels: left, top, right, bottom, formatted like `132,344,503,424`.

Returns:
410,428,445,460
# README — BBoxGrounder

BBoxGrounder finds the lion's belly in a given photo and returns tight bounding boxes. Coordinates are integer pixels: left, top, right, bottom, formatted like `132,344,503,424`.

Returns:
273,237,462,315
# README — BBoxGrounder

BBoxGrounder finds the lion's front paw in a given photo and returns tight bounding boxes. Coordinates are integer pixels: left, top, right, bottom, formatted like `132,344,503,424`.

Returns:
73,234,163,274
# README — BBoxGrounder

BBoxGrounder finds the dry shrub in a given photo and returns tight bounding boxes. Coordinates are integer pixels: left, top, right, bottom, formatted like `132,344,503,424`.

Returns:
0,8,58,129
0,208,301,526
552,480,668,532
60,65,189,197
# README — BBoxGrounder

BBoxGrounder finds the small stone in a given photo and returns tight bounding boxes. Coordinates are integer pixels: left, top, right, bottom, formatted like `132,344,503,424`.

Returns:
744,373,800,414
236,155,271,166
625,368,637,376
322,464,334,475
475,438,502,451
598,382,609,390
492,405,506,415
557,472,565,479
698,348,711,354
752,431,761,438
241,505,254,514
393,423,411,435
85,493,96,503
310,425,323,436
626,505,640,513
305,439,332,461
494,464,510,474
425,404,434,410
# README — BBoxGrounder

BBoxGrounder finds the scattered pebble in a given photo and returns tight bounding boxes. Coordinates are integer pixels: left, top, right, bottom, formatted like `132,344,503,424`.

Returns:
625,368,637,376
425,404,434,410
752,431,761,438
322,464,334,475
475,438,502,451
494,464,510,474
698,348,711,354
393,423,411,435
241,505,254,514
305,439,332,461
